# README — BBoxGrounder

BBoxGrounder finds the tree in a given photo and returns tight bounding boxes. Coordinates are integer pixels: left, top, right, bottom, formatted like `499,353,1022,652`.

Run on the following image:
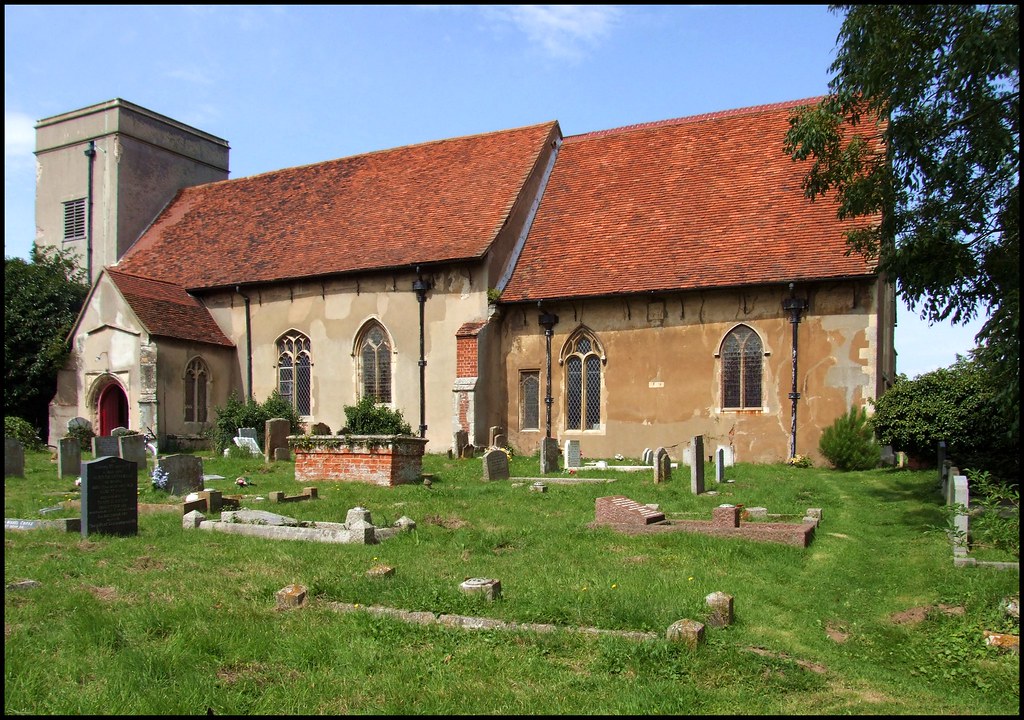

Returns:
784,5,1019,437
4,245,90,443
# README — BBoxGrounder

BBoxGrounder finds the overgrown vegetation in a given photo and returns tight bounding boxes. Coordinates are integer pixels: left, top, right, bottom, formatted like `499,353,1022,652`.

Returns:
340,395,413,436
209,391,303,453
946,468,1020,559
818,406,879,471
4,448,1018,714
4,416,44,451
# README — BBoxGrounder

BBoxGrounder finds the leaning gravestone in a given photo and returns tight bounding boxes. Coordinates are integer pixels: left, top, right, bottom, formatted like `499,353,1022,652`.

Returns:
564,439,581,469
158,454,204,496
690,435,705,494
118,434,148,468
482,448,510,481
653,447,671,483
233,436,262,456
92,435,120,458
80,456,138,537
5,437,25,477
238,427,258,440
58,437,81,479
265,418,291,462
540,437,560,474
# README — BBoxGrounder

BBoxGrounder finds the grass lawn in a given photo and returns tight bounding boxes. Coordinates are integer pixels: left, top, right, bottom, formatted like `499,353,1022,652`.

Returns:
4,448,1019,715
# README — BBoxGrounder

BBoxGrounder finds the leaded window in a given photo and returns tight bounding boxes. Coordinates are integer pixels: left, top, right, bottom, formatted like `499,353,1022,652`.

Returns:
358,322,392,404
184,357,209,423
562,330,603,430
519,370,540,430
721,325,762,409
277,331,312,416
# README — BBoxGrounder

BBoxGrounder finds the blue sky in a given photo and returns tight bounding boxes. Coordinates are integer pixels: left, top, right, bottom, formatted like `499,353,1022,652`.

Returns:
4,4,985,378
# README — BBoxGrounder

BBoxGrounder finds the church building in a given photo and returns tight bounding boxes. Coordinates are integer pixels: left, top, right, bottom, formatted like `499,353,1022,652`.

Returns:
38,97,896,464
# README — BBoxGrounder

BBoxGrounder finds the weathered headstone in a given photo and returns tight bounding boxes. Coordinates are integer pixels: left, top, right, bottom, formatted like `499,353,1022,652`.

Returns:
5,437,25,477
540,437,560,474
92,435,120,458
453,430,468,459
80,456,138,537
715,448,725,484
460,443,476,459
459,577,502,601
58,437,81,479
564,439,582,469
493,434,507,449
264,418,291,462
238,427,258,440
690,435,705,495
653,447,671,483
233,436,262,456
666,619,705,648
158,454,204,496
68,416,91,432
482,448,510,481
715,445,735,467
936,440,947,487
310,422,331,435
705,591,735,628
641,448,653,466
118,434,147,468
489,426,504,447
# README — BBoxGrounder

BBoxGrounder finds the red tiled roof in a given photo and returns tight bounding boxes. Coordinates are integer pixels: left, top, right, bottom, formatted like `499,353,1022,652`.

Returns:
116,122,559,290
106,269,234,346
500,98,879,303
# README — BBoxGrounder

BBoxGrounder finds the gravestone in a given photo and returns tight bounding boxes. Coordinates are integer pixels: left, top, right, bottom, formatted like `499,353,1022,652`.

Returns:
493,434,507,449
92,435,120,458
653,447,671,483
460,443,476,459
158,454,204,496
68,416,91,432
936,441,947,487
310,422,331,435
715,445,735,467
265,418,291,462
690,435,705,495
118,434,148,468
238,427,258,440
715,448,725,484
58,437,81,479
5,437,25,477
489,426,504,447
233,436,262,456
540,437,560,474
453,430,468,458
482,448,510,481
80,456,138,537
641,448,653,466
564,439,581,469
705,591,735,628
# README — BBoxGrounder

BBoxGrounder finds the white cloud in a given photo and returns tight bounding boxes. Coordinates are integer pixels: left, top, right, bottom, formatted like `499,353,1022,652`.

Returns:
484,5,622,60
5,111,35,159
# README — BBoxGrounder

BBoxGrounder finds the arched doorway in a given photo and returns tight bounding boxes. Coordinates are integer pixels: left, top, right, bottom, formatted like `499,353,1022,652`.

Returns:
98,382,129,436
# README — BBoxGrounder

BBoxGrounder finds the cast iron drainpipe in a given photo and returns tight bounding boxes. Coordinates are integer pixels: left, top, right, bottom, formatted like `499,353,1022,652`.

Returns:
84,141,96,283
412,270,432,438
236,286,253,402
538,303,559,439
782,283,808,459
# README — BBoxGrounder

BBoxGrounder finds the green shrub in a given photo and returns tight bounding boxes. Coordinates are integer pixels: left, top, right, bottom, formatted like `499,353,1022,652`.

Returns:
4,416,44,451
210,391,303,453
341,396,413,436
65,422,95,452
871,357,1018,478
818,406,880,471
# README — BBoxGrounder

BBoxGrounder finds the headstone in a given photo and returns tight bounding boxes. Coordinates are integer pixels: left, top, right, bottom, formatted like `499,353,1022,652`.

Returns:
453,430,468,458
715,445,735,467
273,447,291,462
118,434,147,468
460,443,476,459
489,426,504,447
493,434,507,449
92,435,120,458
715,448,725,484
653,447,671,483
264,418,291,462
311,422,331,435
880,445,896,467
238,427,258,440
158,454,204,496
482,448,510,481
58,437,81,479
80,456,138,537
690,435,705,495
68,416,91,432
641,448,652,466
5,437,25,477
111,426,129,437
936,441,947,487
564,439,581,468
459,577,502,601
540,437,560,474
233,436,262,456
275,583,308,609
705,591,735,628
666,619,705,648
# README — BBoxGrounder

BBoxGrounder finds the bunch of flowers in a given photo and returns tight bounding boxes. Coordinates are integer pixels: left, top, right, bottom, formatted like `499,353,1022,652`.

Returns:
151,465,169,490
786,454,813,469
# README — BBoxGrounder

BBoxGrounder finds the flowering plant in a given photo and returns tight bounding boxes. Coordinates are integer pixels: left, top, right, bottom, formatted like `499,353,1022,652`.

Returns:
786,454,813,468
151,465,169,490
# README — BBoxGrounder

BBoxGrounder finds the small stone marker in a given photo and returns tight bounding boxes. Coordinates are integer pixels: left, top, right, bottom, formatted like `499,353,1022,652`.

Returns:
275,583,308,609
712,504,740,528
540,437,560,474
80,456,138,537
91,435,119,458
666,619,705,648
158,454,204,496
653,447,671,483
273,447,291,461
5,437,25,477
367,565,395,578
564,439,581,469
530,481,547,493
482,448,510,481
705,591,734,628
459,577,502,601
690,435,705,494
58,437,81,479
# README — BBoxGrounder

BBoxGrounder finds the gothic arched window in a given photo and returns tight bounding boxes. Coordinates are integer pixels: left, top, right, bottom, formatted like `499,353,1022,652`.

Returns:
277,331,312,416
357,321,393,404
721,325,763,409
184,356,209,423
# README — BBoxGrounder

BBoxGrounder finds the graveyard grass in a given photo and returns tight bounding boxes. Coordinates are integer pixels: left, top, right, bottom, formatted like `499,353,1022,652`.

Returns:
4,450,1019,715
